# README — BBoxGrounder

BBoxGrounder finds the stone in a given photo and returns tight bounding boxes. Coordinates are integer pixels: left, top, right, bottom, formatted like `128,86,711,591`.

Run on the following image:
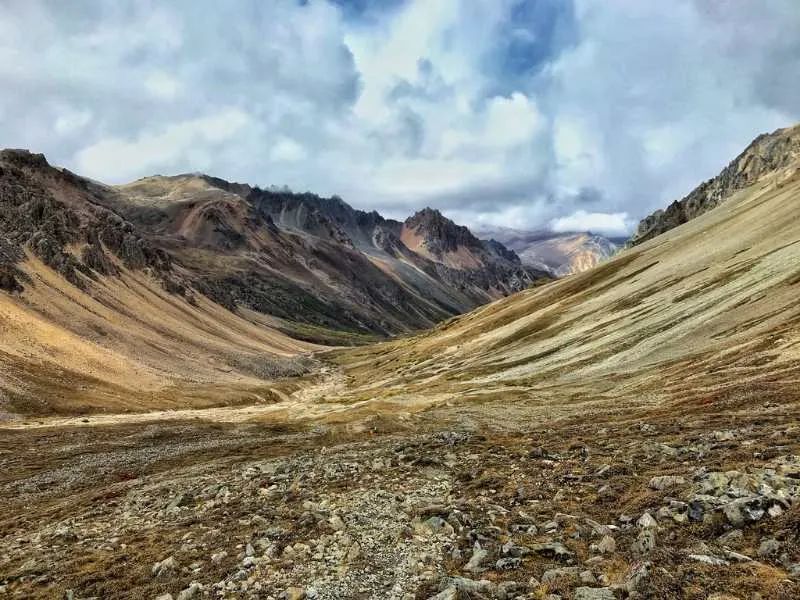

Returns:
155,595,174,600
637,512,657,529
176,584,201,600
211,551,227,564
597,535,616,554
530,542,574,561
688,500,705,522
625,561,652,592
723,499,763,527
329,515,346,531
649,475,686,490
688,554,729,566
631,529,656,557
717,530,743,545
574,588,615,600
284,588,306,600
542,567,581,584
496,557,521,570
464,546,488,572
152,556,178,579
757,538,781,558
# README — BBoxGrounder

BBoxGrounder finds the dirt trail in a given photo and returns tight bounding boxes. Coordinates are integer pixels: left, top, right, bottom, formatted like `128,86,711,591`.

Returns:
0,365,443,430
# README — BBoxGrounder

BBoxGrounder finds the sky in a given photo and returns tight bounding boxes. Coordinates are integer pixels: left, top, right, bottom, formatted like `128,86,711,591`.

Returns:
1,0,799,236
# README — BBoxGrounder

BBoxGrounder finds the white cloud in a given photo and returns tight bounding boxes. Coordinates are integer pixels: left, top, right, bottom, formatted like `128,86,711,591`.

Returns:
270,137,308,162
54,108,91,135
550,210,633,237
0,0,799,237
144,72,181,100
76,109,249,181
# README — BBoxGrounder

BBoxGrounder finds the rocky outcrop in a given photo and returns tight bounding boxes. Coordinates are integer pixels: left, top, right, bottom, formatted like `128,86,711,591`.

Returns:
630,123,800,245
404,207,485,256
0,150,173,291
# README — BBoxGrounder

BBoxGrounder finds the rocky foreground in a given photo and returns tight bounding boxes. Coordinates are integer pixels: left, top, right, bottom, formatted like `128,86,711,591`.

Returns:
1,382,798,600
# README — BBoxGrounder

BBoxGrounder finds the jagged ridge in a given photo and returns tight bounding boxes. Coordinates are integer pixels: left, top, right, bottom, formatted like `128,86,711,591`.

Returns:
630,124,800,245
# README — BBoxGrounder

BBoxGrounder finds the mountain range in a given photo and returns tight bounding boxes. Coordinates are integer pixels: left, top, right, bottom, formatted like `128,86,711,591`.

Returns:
0,150,550,338
476,227,624,276
4,124,800,599
0,149,549,413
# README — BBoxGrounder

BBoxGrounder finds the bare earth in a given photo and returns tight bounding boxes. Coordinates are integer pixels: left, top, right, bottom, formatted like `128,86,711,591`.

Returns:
2,159,800,598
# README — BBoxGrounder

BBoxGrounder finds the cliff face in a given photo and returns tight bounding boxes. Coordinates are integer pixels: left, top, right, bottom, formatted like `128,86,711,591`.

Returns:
630,124,800,245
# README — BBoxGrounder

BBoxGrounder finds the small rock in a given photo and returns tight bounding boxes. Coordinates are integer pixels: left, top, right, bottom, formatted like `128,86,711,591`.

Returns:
530,542,574,561
631,528,656,557
284,588,306,600
637,512,657,529
496,557,521,570
688,554,729,566
176,584,200,600
649,475,686,490
757,538,781,558
597,535,616,554
152,556,178,579
574,587,615,600
464,546,488,572
717,530,743,545
542,567,581,584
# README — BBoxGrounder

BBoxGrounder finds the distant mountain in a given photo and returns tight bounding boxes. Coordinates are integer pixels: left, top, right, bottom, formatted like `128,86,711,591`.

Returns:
0,150,547,349
476,226,621,276
630,123,800,245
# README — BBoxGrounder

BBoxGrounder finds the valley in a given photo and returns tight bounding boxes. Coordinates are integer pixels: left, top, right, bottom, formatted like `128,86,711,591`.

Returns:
1,125,800,599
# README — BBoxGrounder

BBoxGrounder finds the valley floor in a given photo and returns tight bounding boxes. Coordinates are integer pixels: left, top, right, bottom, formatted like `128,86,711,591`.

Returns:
1,368,798,600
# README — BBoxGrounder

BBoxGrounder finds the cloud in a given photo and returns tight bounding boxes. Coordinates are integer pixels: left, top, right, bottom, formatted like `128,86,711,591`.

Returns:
270,138,308,162
76,109,249,181
1,0,799,236
550,210,633,237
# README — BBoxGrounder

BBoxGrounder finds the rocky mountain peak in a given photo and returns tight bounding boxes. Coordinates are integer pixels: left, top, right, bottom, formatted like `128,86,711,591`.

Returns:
404,207,483,253
630,123,800,246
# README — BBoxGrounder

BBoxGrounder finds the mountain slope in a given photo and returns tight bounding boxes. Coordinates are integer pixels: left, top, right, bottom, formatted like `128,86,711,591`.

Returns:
0,149,549,414
110,175,547,342
630,123,800,245
478,227,621,276
334,143,800,410
0,150,318,416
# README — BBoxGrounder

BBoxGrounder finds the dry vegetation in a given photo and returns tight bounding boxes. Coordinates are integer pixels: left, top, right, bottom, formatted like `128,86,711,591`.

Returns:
1,159,800,598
